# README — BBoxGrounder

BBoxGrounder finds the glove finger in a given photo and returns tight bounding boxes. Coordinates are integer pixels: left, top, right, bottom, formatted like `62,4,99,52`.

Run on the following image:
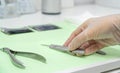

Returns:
64,19,92,47
80,40,96,49
84,43,105,55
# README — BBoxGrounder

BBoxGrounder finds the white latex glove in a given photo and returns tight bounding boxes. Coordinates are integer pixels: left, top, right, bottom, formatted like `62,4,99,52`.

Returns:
64,14,120,56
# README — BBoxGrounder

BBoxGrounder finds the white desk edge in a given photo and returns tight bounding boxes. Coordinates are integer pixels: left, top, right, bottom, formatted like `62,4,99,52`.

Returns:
57,58,120,73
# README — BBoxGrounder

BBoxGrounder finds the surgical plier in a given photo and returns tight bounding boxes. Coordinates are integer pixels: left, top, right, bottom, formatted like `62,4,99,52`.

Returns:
0,47,46,69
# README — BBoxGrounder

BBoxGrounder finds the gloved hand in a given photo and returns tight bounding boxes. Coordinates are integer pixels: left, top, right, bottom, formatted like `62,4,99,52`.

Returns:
64,14,120,56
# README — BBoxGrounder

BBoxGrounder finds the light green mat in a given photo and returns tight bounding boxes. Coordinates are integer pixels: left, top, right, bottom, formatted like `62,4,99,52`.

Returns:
0,20,120,73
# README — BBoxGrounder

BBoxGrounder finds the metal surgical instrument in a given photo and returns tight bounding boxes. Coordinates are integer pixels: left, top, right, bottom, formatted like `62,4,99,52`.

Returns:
41,44,106,56
0,47,46,69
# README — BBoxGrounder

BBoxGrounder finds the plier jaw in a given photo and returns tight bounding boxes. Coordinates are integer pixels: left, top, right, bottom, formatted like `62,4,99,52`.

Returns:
1,48,25,69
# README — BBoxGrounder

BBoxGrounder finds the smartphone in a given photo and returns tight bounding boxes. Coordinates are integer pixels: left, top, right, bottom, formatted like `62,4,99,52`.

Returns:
1,27,33,35
30,24,61,31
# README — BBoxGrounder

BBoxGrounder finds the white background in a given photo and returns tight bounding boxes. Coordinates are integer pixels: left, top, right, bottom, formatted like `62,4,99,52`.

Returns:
74,0,94,5
32,0,120,10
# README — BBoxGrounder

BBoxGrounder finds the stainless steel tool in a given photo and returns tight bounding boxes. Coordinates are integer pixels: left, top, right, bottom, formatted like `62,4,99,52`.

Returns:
41,44,106,56
0,47,46,69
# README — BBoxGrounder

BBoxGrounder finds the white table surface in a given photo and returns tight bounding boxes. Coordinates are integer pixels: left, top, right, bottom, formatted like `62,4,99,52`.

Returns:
0,4,120,73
